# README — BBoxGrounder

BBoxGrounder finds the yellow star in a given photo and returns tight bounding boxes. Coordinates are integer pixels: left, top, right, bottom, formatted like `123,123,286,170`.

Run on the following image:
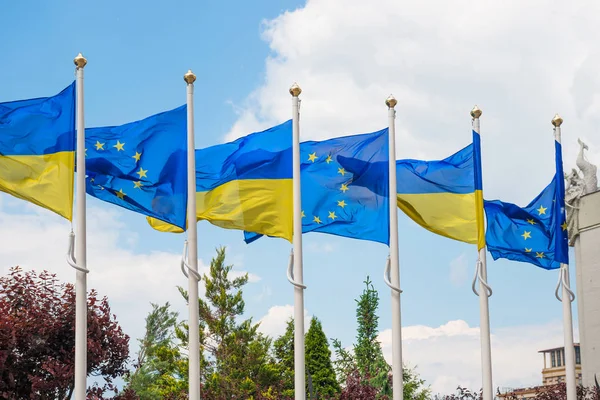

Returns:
561,221,568,231
337,200,347,208
328,211,337,220
325,155,333,164
90,177,95,183
132,152,142,162
94,141,105,150
527,219,536,225
521,230,532,240
133,181,143,189
340,183,349,193
525,248,532,253
113,141,125,151
313,216,322,224
85,148,88,156
116,189,126,199
308,152,318,162
301,210,305,218
537,205,547,215
536,252,545,259
136,167,148,179
338,167,346,176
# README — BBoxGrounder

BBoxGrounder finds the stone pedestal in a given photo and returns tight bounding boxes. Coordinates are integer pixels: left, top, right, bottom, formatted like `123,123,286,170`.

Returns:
574,190,600,387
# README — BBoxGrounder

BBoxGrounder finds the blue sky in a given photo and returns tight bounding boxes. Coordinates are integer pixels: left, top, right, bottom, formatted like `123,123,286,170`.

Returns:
2,0,599,394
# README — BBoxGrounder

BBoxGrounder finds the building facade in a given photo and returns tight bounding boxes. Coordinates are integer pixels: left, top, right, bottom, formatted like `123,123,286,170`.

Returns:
539,344,582,386
497,344,582,400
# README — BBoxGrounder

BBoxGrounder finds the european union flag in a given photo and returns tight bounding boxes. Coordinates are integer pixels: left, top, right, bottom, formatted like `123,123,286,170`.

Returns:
85,105,187,230
244,128,389,245
484,141,569,270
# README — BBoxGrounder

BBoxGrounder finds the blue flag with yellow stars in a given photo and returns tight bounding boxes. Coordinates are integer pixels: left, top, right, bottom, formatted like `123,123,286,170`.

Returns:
484,140,569,270
85,105,187,230
244,128,389,245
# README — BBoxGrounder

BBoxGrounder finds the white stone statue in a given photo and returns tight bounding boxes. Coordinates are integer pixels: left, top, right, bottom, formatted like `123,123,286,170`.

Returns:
565,168,585,245
565,139,598,245
576,138,598,194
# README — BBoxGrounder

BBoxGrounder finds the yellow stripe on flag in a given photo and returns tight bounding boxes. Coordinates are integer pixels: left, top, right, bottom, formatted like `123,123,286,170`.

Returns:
397,192,478,244
0,151,75,220
148,178,293,241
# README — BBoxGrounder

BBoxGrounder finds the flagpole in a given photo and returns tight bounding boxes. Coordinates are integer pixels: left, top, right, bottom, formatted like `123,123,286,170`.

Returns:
184,70,201,400
73,53,88,400
471,106,493,400
290,83,306,400
386,95,404,400
552,114,577,400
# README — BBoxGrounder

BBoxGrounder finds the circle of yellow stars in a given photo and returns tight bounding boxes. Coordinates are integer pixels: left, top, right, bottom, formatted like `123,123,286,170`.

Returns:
87,140,147,200
301,151,350,225
519,204,567,260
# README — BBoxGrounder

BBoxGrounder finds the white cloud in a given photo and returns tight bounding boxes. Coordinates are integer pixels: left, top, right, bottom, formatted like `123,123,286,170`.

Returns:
226,0,600,204
449,253,470,287
306,241,335,254
257,304,311,337
0,203,261,361
378,320,566,395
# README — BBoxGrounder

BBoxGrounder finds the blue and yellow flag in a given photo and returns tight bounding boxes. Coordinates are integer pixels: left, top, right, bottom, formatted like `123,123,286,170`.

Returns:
0,83,76,220
484,140,569,270
147,120,293,239
396,130,485,249
85,105,188,229
244,128,390,245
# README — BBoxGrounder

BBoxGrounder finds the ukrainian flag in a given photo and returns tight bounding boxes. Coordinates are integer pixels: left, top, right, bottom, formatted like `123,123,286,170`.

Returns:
396,130,485,249
0,83,76,220
147,120,293,240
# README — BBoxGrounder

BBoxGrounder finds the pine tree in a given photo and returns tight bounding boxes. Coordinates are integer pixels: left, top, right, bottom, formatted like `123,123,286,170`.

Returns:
178,246,280,398
333,276,430,400
354,276,387,379
273,318,295,397
126,302,187,399
305,317,340,398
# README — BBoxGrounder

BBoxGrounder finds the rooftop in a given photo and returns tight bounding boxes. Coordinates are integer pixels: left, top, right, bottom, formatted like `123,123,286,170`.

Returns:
538,343,580,353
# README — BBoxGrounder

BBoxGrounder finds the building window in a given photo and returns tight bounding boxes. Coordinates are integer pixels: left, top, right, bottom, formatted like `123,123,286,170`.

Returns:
557,350,562,367
551,351,556,367
575,346,581,364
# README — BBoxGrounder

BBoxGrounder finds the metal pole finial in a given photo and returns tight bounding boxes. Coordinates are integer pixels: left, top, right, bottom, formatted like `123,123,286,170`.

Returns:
184,70,197,85
74,53,87,69
471,105,482,119
385,94,397,109
289,82,302,97
552,113,563,127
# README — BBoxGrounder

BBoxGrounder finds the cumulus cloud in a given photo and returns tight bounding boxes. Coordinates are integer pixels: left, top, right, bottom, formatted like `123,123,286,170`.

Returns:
257,304,311,337
378,319,566,395
226,0,600,204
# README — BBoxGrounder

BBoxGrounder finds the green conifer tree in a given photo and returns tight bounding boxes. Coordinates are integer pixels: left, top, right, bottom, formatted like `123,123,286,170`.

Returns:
305,317,340,398
273,318,295,397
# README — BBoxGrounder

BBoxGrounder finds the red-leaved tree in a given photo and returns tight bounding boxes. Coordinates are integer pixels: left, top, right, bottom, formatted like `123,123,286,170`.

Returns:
0,266,131,399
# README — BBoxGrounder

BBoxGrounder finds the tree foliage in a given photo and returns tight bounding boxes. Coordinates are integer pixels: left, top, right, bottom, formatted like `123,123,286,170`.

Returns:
178,246,282,399
306,317,340,397
0,266,130,399
333,276,430,400
125,302,187,399
273,318,295,397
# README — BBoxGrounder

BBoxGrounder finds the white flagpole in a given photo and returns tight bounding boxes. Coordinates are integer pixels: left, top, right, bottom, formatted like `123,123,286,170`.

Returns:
73,53,88,400
470,106,494,400
184,70,201,400
289,83,306,400
385,95,404,400
552,114,577,400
